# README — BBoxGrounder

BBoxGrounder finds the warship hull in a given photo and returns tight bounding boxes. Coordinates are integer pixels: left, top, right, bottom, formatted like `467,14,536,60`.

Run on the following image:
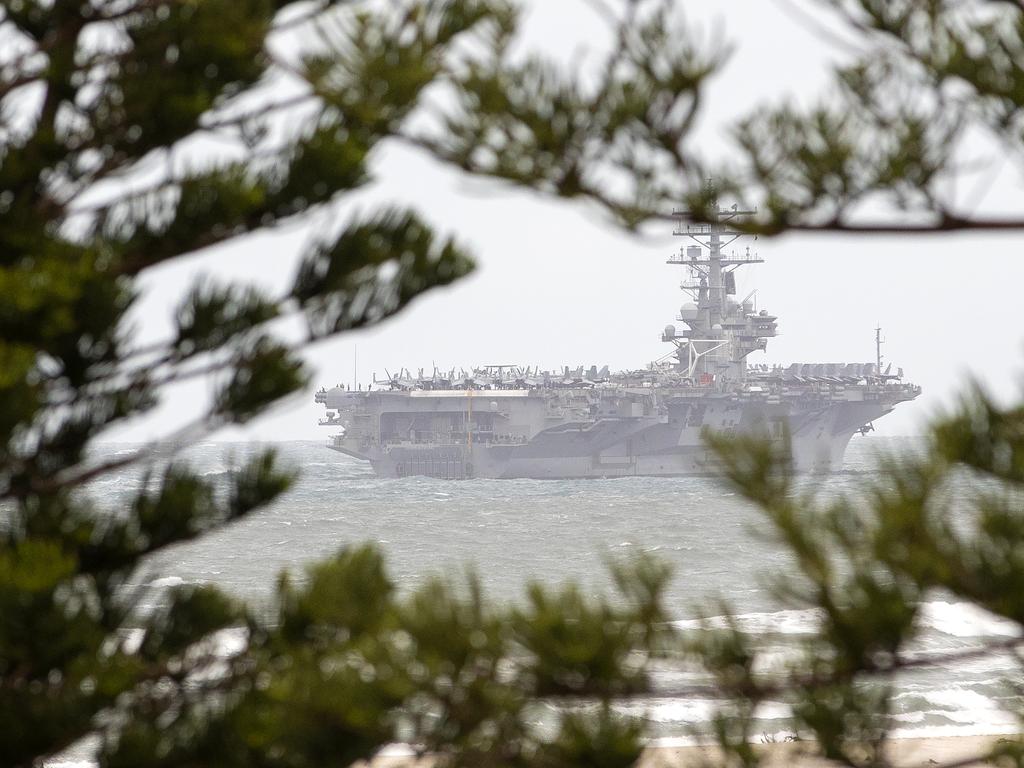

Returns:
320,388,912,479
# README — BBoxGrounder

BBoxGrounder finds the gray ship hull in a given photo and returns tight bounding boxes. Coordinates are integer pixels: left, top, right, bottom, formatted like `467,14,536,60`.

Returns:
324,392,903,479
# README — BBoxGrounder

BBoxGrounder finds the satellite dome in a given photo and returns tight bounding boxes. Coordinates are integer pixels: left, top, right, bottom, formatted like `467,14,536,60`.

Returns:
678,303,699,321
663,324,676,338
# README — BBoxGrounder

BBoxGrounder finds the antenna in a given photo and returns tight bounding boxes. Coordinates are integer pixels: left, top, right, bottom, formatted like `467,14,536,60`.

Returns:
353,345,357,390
875,325,884,373
665,190,774,385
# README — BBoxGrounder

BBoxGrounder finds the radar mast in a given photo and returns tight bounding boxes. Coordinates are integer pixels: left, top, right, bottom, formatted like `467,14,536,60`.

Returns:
662,190,777,385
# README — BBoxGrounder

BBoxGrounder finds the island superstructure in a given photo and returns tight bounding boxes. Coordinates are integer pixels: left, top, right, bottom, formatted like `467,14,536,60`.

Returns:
315,203,920,479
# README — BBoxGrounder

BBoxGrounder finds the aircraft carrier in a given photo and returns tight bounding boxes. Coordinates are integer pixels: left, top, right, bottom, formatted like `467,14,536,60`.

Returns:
315,203,921,479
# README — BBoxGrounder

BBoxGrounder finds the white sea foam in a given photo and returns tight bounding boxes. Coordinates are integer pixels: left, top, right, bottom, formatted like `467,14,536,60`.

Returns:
754,701,793,721
377,744,417,757
917,601,1021,639
629,699,717,724
618,698,793,726
118,628,144,654
672,607,822,635
211,627,248,657
674,601,1022,642
893,710,927,724
662,601,1021,740
146,576,186,588
909,688,1019,729
919,688,1004,714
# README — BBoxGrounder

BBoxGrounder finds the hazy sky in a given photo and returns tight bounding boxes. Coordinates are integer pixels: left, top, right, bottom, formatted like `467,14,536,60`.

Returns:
106,0,1024,442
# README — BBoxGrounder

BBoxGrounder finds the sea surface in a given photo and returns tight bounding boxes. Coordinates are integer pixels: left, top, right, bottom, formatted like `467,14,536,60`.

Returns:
55,436,1024,762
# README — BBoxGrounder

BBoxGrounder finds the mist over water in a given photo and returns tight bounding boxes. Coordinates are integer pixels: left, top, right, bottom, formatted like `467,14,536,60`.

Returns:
84,436,1023,743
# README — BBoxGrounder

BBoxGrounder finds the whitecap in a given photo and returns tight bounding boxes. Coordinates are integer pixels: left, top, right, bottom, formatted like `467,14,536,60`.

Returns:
146,576,186,588
617,699,717,724
918,601,1021,639
211,627,249,657
673,607,822,635
921,688,1001,712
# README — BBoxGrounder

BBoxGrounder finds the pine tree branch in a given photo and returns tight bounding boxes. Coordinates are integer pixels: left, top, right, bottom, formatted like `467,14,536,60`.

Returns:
768,0,866,55
763,216,1024,235
23,415,218,498
197,90,319,134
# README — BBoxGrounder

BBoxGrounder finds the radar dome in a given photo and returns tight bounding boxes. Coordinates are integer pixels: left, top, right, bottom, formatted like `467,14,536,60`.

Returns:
663,324,676,338
678,303,699,321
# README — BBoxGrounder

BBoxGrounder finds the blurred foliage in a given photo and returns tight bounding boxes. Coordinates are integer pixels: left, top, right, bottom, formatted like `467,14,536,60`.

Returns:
4,0,1024,766
0,0,710,765
682,0,1024,233
89,547,671,768
695,387,1024,768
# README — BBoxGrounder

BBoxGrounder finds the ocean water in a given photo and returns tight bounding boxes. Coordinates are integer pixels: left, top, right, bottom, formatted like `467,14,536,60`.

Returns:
68,436,1024,750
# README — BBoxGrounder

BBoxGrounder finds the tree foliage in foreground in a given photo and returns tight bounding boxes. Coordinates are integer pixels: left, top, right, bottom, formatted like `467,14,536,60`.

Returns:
666,0,1024,234
0,0,710,765
4,0,1024,767
697,393,1024,768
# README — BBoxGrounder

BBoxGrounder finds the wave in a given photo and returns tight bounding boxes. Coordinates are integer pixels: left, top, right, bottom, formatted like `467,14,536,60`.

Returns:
660,601,1022,738
672,606,821,636
146,576,187,588
672,601,1022,641
912,688,1007,715
917,601,1021,639
618,699,792,725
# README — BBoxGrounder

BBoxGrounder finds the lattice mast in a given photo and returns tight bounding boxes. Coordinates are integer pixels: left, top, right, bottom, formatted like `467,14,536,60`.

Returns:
663,195,778,384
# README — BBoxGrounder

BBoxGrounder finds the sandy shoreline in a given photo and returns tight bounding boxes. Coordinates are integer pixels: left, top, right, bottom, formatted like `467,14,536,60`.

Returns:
367,734,1017,767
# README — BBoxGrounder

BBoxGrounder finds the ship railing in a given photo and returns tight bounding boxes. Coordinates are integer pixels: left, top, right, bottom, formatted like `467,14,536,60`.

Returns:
666,251,763,265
